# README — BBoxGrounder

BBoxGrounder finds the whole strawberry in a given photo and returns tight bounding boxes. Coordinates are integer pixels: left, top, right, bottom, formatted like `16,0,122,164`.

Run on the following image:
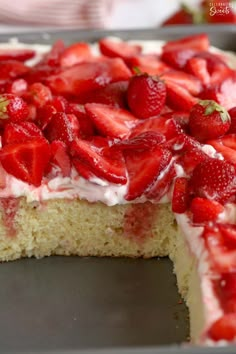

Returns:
189,100,231,142
0,94,29,124
190,158,236,203
127,73,166,119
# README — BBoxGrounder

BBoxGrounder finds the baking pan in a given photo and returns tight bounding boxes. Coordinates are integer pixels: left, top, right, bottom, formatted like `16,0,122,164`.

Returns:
0,25,236,354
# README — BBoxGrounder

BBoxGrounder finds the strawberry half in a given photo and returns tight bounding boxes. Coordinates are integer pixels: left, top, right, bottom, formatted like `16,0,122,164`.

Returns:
0,137,51,186
190,158,236,204
189,100,231,142
70,137,127,185
127,73,166,119
85,103,138,139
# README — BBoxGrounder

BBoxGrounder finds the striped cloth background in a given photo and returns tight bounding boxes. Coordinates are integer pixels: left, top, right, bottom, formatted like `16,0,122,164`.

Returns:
0,0,113,28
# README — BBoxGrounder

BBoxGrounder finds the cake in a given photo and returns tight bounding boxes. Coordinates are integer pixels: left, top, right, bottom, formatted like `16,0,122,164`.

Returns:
0,33,235,346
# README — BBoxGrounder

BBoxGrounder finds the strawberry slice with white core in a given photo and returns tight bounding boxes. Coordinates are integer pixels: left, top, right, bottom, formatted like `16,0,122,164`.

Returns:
0,137,51,186
85,103,138,139
45,59,131,97
70,137,127,185
125,146,171,201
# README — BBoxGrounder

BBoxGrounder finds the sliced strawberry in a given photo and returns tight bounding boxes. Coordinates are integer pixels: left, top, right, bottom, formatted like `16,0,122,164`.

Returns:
166,133,201,154
207,135,236,165
99,38,142,63
70,137,127,184
162,34,209,53
130,115,181,141
0,137,51,186
190,158,236,203
44,112,79,145
23,65,61,84
45,59,131,96
208,314,236,341
0,48,35,62
0,60,29,83
190,197,224,224
129,54,170,75
80,81,128,108
162,70,202,96
200,74,236,110
40,39,65,67
72,158,95,180
228,107,236,134
172,177,190,213
177,147,210,174
60,42,93,67
2,121,43,145
127,73,167,119
67,103,95,138
5,78,28,96
37,104,57,130
51,95,68,112
185,57,211,86
161,48,196,70
85,103,138,139
48,140,71,177
145,151,175,201
162,111,189,131
112,131,165,151
24,82,52,108
125,146,170,201
166,81,198,111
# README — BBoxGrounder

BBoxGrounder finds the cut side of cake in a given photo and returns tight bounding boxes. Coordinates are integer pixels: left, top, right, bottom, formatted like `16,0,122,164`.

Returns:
0,33,235,346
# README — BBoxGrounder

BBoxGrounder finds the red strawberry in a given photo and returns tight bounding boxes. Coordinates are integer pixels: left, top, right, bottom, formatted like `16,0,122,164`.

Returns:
190,197,224,224
0,60,29,83
40,39,65,67
129,54,170,75
60,42,93,67
5,78,28,96
166,81,198,111
24,65,61,84
37,104,57,130
162,34,209,53
81,81,128,108
190,158,236,203
185,57,211,86
127,73,166,119
45,59,131,96
85,103,138,139
67,103,95,138
125,146,170,201
72,158,95,180
145,151,175,201
161,48,196,70
0,137,51,186
161,5,194,26
0,94,29,123
48,140,71,177
0,48,35,62
44,112,79,145
200,74,236,110
70,137,127,185
228,107,236,133
208,314,236,341
130,115,181,141
51,95,68,112
208,134,236,165
162,111,189,131
2,121,43,145
172,177,190,213
112,131,166,151
99,38,142,63
162,70,202,96
189,100,231,142
25,82,52,108
177,147,210,174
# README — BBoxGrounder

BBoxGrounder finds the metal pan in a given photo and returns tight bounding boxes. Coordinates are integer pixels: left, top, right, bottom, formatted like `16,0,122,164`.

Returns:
0,25,236,354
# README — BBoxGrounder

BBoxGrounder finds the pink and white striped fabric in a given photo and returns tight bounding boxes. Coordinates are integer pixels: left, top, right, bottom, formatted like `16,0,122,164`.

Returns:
0,0,113,29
